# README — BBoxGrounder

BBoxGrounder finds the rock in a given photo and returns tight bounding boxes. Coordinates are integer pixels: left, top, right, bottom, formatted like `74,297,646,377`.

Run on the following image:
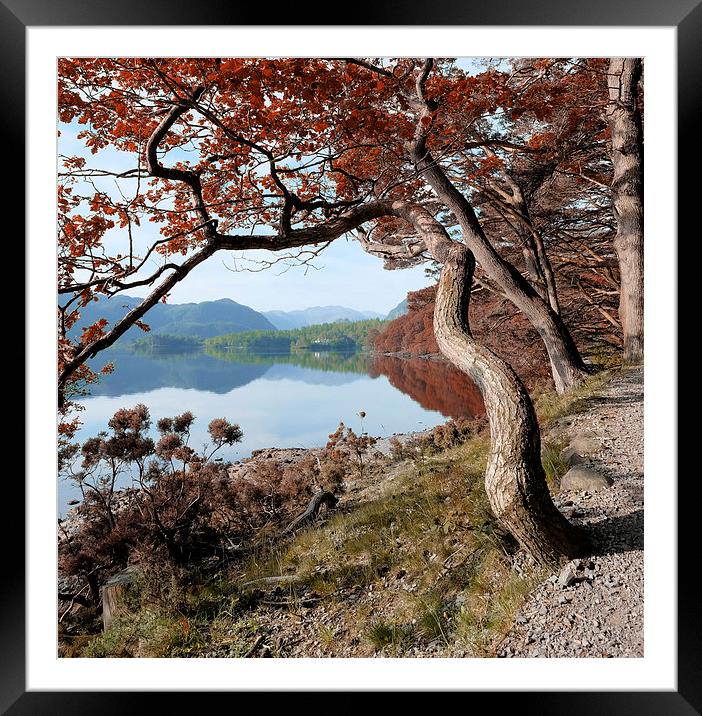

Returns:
560,466,613,492
559,446,585,466
557,562,579,588
567,432,601,455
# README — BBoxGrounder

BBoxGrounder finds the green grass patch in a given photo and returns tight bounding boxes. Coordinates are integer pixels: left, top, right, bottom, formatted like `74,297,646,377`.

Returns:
541,438,570,490
535,368,615,425
366,618,415,654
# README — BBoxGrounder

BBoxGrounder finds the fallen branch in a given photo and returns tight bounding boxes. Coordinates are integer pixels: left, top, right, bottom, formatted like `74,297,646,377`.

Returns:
240,575,301,589
280,490,338,537
58,591,92,607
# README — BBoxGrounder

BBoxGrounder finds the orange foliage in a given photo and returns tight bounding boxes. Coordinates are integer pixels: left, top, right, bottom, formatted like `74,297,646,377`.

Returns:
374,286,439,355
374,284,552,389
369,355,484,419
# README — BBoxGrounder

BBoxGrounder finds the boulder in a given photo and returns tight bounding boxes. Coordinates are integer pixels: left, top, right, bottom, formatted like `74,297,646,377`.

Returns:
560,466,613,492
567,431,602,455
559,446,585,466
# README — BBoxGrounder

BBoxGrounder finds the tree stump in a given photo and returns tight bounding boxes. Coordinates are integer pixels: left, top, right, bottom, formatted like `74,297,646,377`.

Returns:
101,567,139,631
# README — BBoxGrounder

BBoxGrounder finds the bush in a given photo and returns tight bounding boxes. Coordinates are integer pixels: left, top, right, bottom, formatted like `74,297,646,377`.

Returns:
59,405,244,603
325,422,378,481
59,407,355,612
388,418,483,465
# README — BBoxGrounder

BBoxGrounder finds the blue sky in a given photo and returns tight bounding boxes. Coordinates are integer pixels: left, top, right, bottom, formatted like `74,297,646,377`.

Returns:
58,59,494,313
59,114,433,315
180,237,432,313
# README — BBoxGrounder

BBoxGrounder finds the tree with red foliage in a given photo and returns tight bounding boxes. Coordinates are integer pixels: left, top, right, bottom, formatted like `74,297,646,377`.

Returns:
57,57,626,565
57,57,618,396
374,283,552,389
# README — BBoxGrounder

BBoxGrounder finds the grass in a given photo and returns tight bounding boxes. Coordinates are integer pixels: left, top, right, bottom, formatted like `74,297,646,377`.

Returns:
81,611,206,658
453,553,544,655
241,435,493,592
318,624,336,647
541,437,570,489
68,368,619,658
366,619,415,654
414,591,451,645
69,431,538,657
535,368,614,425
223,433,537,656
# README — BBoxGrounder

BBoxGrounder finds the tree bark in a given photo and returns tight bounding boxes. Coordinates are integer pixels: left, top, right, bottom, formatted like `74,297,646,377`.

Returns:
432,243,591,565
409,145,588,393
383,201,591,565
607,58,644,364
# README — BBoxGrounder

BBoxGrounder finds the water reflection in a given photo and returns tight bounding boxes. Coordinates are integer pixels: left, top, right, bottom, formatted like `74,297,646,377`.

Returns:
202,346,485,419
87,347,269,396
65,348,485,516
204,345,371,375
369,354,485,419
87,347,485,418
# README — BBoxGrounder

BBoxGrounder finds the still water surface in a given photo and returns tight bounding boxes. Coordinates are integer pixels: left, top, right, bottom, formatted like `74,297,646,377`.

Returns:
62,348,483,516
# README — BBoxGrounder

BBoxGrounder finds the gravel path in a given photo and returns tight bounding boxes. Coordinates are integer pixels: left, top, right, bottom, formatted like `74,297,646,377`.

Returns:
498,367,644,658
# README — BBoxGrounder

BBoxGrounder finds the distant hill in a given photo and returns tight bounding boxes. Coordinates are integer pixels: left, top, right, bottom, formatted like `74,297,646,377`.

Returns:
264,306,384,330
68,295,276,342
386,298,408,320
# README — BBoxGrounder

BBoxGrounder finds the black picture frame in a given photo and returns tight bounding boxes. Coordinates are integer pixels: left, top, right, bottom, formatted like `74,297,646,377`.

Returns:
6,1,690,712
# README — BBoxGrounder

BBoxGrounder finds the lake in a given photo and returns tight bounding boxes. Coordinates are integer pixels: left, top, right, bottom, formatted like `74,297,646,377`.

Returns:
61,348,484,516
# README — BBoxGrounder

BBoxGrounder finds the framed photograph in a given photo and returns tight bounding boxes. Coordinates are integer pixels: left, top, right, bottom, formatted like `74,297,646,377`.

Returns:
8,0,690,711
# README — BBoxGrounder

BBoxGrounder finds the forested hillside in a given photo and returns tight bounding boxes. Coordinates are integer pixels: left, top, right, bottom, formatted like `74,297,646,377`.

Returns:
205,318,386,354
264,306,385,329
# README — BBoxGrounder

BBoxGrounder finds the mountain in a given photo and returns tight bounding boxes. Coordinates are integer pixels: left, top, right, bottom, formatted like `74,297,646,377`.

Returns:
85,347,270,396
386,298,408,320
68,295,276,342
263,306,385,330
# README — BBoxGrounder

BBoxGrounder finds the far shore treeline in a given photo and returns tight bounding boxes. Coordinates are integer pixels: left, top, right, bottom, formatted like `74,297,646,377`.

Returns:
203,318,386,354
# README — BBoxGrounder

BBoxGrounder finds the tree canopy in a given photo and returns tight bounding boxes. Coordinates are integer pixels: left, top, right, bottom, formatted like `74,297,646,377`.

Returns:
58,57,620,408
57,55,642,568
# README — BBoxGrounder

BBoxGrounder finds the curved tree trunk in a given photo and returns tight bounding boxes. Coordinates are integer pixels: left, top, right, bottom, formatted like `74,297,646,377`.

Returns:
433,245,591,565
389,202,591,565
607,58,644,365
409,146,588,394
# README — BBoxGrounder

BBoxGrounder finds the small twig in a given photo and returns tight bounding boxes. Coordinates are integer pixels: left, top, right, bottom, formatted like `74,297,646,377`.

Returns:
244,634,265,658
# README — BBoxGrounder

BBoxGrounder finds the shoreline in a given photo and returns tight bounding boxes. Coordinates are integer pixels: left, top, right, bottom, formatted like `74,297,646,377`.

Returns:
59,423,439,530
